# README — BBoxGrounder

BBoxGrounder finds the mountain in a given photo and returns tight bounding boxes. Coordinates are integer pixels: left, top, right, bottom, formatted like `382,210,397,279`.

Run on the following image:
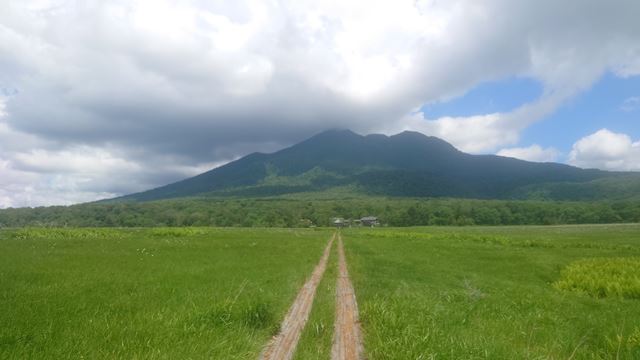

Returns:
112,129,638,202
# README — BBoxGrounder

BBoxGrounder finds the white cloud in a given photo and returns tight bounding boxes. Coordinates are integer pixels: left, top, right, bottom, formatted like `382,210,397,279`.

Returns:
12,147,140,175
0,146,229,208
0,156,108,209
1,0,640,206
394,111,521,153
382,92,565,153
497,145,559,162
569,129,640,171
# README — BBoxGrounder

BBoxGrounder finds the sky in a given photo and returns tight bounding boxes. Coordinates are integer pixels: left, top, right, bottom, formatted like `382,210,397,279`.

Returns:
0,0,639,208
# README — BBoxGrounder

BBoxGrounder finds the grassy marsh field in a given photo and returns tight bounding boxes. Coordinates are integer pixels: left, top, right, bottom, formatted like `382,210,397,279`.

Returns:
0,227,331,359
344,224,640,359
1,224,639,359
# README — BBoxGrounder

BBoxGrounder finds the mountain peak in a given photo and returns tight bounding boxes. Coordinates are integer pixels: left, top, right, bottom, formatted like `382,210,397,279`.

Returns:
395,130,425,137
390,130,460,153
392,130,440,142
311,128,360,139
113,128,615,202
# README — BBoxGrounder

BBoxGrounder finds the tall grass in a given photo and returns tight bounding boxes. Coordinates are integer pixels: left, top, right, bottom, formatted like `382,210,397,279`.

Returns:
554,257,640,299
0,227,331,359
344,224,640,359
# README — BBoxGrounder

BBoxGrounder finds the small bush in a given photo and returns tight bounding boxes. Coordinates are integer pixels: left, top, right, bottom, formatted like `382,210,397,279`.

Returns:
554,257,640,299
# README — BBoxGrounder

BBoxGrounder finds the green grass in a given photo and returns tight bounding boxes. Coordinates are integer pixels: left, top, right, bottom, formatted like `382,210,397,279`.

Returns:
343,224,640,359
0,227,332,359
3,225,640,359
555,257,640,299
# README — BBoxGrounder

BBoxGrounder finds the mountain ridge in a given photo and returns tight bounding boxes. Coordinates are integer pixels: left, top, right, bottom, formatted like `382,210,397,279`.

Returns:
111,129,637,202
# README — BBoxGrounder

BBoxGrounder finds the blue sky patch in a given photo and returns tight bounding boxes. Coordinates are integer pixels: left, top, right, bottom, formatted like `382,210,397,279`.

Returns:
420,77,543,119
421,73,639,154
521,73,640,152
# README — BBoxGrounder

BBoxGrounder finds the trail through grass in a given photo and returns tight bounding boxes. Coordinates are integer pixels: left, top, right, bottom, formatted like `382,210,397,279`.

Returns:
293,236,338,360
3,225,640,359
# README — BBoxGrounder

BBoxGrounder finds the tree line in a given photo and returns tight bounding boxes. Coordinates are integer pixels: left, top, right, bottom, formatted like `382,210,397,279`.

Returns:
1,197,639,228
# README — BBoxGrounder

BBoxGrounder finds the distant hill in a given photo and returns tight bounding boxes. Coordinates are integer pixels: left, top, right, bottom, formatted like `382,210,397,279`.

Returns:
111,129,639,202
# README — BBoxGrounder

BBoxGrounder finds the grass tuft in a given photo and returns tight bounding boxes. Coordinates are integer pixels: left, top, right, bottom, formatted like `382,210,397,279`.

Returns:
242,301,275,329
554,257,640,299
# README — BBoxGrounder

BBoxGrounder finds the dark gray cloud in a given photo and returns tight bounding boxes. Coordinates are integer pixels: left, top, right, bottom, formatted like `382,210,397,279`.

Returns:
1,0,639,207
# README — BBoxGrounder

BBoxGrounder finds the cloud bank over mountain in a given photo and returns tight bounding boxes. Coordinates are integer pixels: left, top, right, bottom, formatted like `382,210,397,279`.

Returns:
1,0,639,207
569,129,640,171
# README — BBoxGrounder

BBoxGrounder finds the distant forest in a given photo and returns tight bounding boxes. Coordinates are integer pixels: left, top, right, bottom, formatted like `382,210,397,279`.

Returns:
1,198,639,227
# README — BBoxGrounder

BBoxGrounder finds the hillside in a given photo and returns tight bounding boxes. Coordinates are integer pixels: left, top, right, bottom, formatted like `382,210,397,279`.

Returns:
112,129,636,202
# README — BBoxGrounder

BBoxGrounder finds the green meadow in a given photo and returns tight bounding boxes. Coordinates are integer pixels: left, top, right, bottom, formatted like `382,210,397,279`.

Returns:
343,224,640,359
2,225,640,359
0,227,331,359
